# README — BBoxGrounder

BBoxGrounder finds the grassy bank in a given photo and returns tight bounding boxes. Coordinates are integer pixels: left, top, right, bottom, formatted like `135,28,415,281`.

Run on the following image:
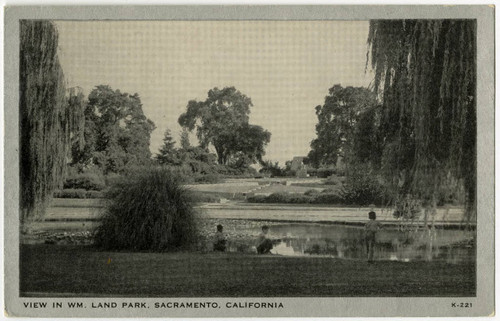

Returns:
20,244,475,297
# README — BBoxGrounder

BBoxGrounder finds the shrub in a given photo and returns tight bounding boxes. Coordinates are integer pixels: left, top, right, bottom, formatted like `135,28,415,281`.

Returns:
53,189,105,199
162,162,255,182
169,164,196,184
86,190,105,199
63,172,106,191
324,175,340,185
247,193,312,204
246,191,347,205
340,170,386,206
304,189,320,196
247,195,269,203
316,168,337,178
266,192,292,203
321,188,337,194
306,168,317,177
392,198,422,219
94,167,198,251
288,194,312,203
104,173,122,187
313,193,343,204
259,160,286,177
54,189,86,198
215,164,257,177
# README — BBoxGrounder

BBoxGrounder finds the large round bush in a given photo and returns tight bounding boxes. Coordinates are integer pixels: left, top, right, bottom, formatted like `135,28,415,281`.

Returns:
340,169,387,206
94,167,198,251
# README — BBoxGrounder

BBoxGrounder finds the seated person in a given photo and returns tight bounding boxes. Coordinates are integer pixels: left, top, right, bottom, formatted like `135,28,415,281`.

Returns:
256,225,280,254
213,224,227,252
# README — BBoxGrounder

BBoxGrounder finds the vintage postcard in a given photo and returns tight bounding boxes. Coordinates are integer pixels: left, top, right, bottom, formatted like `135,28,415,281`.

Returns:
4,5,495,318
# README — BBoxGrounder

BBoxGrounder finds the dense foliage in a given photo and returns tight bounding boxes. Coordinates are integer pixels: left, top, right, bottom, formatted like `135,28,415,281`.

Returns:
307,85,377,170
368,20,476,221
53,189,104,199
246,188,385,206
94,167,198,251
155,130,221,183
71,85,156,174
339,165,387,206
63,171,106,191
20,21,85,221
178,87,271,166
259,160,287,177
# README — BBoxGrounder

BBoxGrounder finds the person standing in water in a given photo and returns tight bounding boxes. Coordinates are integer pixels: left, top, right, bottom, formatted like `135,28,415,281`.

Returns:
365,211,382,262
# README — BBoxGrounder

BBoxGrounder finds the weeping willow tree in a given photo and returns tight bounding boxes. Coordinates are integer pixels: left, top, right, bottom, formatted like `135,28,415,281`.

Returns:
367,20,476,223
20,20,85,222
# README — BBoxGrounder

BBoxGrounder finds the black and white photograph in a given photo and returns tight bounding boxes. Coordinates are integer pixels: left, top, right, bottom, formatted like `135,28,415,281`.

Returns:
3,5,495,318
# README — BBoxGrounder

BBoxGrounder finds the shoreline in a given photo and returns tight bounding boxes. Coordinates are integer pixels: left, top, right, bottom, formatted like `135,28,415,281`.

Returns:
44,198,472,229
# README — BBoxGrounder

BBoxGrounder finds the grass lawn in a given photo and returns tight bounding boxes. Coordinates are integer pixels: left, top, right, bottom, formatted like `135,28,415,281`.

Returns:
20,244,475,297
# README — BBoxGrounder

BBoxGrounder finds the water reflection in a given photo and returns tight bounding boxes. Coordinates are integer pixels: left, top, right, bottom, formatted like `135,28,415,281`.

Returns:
227,223,475,263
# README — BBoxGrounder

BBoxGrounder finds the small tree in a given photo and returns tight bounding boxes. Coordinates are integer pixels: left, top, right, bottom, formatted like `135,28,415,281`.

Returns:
94,167,198,251
156,129,180,165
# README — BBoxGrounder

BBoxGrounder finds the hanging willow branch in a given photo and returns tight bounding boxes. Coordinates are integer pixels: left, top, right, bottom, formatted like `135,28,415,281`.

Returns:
20,20,85,222
367,20,476,222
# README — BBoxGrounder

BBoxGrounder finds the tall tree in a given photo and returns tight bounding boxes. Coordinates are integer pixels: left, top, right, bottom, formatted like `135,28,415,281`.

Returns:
368,20,476,221
72,85,156,173
178,87,271,165
20,20,85,221
179,129,191,150
69,87,92,170
307,85,376,171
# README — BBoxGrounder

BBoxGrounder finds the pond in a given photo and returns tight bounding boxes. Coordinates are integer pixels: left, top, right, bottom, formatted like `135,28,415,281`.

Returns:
224,223,475,263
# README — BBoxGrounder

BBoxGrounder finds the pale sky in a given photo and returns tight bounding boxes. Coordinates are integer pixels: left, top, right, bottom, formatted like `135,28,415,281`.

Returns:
56,21,373,165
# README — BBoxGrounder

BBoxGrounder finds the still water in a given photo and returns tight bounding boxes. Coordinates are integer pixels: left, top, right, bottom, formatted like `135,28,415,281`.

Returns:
226,223,475,263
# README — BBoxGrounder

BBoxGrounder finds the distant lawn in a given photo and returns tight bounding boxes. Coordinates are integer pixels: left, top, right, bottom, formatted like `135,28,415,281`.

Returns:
291,180,343,191
290,182,326,188
21,245,475,297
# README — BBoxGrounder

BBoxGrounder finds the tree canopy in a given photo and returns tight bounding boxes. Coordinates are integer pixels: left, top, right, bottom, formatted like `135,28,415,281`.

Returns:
368,20,476,220
71,85,156,174
178,87,271,166
307,85,377,170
